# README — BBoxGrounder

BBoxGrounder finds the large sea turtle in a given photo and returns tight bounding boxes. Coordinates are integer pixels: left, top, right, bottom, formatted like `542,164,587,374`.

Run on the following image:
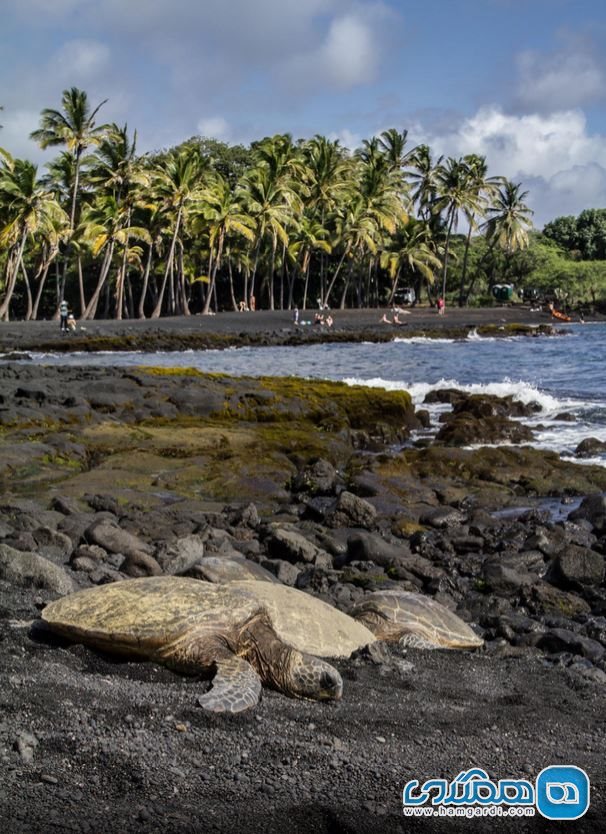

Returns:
349,590,483,649
41,576,375,713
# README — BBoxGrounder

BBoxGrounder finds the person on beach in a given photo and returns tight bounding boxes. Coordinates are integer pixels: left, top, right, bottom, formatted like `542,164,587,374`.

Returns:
59,299,69,332
437,297,445,315
293,307,299,325
67,313,77,332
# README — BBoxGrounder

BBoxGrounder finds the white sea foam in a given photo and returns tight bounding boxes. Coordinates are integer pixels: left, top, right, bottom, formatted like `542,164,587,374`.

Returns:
342,375,575,413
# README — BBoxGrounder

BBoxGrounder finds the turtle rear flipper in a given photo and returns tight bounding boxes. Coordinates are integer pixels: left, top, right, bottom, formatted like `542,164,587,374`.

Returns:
198,655,262,714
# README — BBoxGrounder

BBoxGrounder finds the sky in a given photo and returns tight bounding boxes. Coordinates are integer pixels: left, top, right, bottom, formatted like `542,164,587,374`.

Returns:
1,0,606,227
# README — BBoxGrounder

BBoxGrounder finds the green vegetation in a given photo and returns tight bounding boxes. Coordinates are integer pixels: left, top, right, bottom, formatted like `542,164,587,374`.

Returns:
1,89,544,321
2,88,605,318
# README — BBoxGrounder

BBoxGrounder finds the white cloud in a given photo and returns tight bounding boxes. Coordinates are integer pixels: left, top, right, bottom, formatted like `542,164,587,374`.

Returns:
514,44,606,112
196,116,231,142
0,109,48,162
321,15,378,87
49,39,111,82
407,106,606,227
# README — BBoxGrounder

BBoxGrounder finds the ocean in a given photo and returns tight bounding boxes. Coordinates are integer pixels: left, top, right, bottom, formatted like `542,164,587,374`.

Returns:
31,322,606,466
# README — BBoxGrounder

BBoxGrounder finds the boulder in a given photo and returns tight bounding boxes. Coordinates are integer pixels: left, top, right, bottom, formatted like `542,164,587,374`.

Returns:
547,546,605,589
326,491,377,530
537,629,604,663
292,459,338,495
156,535,205,575
575,437,606,458
267,527,331,565
568,494,606,534
0,543,74,595
85,519,151,557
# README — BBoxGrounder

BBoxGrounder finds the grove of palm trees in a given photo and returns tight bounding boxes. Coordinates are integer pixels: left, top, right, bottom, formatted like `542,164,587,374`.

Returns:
0,87,539,321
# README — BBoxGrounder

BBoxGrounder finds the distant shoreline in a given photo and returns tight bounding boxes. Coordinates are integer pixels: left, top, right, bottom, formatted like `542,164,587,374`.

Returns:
0,305,599,355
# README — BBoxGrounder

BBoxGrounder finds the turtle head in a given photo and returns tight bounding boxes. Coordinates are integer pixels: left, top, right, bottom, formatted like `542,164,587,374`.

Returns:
287,651,343,702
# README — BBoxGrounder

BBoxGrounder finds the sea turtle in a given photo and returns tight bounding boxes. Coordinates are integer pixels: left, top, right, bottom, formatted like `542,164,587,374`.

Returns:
41,576,374,714
349,590,483,649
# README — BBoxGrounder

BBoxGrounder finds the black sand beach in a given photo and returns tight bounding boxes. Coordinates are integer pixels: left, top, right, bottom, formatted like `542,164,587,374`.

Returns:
0,305,580,354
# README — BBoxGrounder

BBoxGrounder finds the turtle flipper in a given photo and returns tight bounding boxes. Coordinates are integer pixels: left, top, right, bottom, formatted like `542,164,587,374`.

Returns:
198,654,262,714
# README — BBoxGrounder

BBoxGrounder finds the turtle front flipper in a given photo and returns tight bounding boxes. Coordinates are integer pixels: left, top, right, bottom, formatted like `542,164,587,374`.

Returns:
198,654,262,714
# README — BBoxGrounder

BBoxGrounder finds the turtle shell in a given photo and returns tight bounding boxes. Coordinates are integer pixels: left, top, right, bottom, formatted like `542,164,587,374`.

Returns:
349,590,483,649
231,580,376,658
42,577,261,657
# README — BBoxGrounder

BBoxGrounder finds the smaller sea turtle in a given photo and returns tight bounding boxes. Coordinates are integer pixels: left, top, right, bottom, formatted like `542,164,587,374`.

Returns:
349,590,483,649
41,577,368,713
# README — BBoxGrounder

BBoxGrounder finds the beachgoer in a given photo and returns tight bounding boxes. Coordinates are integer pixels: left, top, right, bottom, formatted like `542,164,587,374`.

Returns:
250,295,256,311
437,297,445,315
293,307,299,325
314,313,324,325
325,314,333,328
67,313,77,332
59,299,69,332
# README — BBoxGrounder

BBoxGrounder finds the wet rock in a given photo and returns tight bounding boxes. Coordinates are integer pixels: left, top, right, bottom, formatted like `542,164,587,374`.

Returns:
266,526,329,565
574,437,606,458
326,491,377,530
538,629,605,663
122,551,163,577
32,527,74,561
522,581,591,618
0,543,75,595
419,507,467,529
482,552,539,594
292,459,338,495
436,413,534,446
568,493,606,534
345,532,407,568
155,535,205,575
547,545,605,589
85,519,152,557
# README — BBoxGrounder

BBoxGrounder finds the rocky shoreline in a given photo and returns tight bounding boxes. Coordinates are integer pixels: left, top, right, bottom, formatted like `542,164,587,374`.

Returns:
1,355,606,832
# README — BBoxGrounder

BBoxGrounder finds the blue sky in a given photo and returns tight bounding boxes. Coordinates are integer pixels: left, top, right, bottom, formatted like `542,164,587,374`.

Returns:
1,0,606,226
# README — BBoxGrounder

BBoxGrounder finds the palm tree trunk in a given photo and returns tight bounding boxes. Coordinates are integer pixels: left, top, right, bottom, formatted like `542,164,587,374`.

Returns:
21,259,33,321
151,206,182,319
31,256,54,321
77,255,86,316
268,235,277,310
203,230,224,314
227,259,237,311
440,209,456,302
0,235,27,320
323,247,349,308
82,242,115,320
458,222,474,306
249,236,262,310
138,244,153,318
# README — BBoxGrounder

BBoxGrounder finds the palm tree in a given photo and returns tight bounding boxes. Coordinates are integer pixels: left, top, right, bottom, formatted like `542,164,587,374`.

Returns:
457,155,502,305
380,218,442,304
79,196,149,319
483,180,534,254
149,145,209,318
30,88,108,231
434,157,484,304
192,173,255,313
0,153,67,319
407,144,443,223
239,164,297,309
303,136,352,303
